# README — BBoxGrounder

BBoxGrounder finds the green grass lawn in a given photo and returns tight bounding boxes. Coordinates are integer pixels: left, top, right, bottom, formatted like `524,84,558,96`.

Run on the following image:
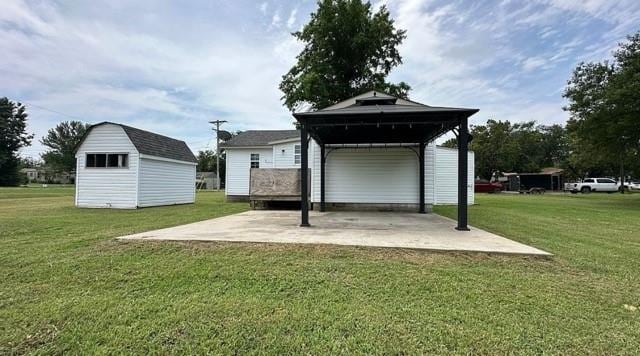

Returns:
1,187,639,354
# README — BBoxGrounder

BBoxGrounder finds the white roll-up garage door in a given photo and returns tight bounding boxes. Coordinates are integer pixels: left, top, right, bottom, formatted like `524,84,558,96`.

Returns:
325,147,419,204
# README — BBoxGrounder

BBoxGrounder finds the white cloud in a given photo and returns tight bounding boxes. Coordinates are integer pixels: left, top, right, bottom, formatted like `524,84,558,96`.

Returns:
1,0,303,158
287,8,298,29
522,56,549,72
271,10,281,27
3,0,639,159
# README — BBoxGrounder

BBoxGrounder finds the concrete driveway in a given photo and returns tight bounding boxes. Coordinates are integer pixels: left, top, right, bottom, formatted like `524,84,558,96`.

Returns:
119,210,550,256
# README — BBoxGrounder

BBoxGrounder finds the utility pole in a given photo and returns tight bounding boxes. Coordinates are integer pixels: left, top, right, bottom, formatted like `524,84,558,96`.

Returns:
209,120,227,190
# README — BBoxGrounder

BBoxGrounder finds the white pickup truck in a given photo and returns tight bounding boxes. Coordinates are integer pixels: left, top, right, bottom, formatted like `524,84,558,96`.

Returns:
568,178,620,193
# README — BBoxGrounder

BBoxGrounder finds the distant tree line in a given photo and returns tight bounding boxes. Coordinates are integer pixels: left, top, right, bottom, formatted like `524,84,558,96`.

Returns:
442,119,640,180
1,96,91,186
442,121,574,179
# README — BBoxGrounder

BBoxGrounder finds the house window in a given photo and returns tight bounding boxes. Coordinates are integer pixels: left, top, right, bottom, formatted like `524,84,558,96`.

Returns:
86,153,129,168
250,153,260,168
294,145,301,164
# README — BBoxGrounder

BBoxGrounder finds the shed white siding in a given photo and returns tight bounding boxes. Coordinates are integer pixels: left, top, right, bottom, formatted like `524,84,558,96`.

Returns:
225,148,273,196
75,124,139,208
137,156,196,207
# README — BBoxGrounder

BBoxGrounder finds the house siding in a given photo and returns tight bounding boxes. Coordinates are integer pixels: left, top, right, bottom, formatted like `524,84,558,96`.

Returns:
273,141,301,168
433,146,475,205
425,143,436,204
75,124,139,208
226,141,473,205
225,148,273,196
137,157,196,207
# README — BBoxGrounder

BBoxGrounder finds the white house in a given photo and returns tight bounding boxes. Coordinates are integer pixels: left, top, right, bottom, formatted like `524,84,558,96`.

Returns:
223,136,474,211
74,122,197,209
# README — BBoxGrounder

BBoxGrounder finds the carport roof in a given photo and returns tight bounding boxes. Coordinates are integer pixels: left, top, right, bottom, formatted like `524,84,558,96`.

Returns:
293,91,478,144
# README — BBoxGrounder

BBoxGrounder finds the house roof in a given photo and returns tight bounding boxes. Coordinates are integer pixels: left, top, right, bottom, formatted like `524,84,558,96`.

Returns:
221,130,299,147
76,122,197,163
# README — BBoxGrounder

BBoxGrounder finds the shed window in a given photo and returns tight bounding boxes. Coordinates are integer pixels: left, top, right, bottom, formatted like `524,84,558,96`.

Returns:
86,153,128,168
250,153,260,168
294,145,301,164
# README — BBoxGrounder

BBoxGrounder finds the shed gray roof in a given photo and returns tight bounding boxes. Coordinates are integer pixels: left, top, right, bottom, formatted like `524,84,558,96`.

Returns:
221,130,299,147
77,122,196,163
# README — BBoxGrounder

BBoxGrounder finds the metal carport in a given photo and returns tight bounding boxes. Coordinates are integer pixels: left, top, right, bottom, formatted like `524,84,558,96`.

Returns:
293,92,478,230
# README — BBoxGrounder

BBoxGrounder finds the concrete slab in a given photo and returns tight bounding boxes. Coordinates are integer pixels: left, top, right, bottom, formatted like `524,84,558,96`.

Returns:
118,210,551,256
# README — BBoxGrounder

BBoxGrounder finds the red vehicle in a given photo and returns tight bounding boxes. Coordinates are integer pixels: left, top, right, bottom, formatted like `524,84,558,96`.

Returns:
474,179,503,193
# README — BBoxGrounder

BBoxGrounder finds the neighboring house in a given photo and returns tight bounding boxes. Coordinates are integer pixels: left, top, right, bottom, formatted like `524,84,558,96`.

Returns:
20,167,75,184
74,122,197,208
222,122,475,211
20,168,39,182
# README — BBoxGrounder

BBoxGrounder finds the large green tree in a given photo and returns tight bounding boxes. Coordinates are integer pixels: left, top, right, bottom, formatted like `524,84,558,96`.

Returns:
564,31,640,189
0,98,33,186
539,124,570,168
280,0,410,111
40,121,90,173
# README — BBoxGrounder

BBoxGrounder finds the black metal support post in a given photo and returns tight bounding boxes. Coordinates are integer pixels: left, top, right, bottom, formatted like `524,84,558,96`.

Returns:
419,142,426,214
320,144,326,212
456,117,470,231
300,123,310,227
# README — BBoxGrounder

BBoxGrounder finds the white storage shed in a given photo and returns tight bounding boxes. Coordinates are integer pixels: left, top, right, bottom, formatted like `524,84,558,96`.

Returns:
74,122,197,208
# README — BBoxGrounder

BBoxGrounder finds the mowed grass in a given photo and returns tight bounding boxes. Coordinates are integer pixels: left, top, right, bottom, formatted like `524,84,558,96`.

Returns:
1,187,639,354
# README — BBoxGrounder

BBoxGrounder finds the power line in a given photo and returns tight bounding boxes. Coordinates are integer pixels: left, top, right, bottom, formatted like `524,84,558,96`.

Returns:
19,101,87,121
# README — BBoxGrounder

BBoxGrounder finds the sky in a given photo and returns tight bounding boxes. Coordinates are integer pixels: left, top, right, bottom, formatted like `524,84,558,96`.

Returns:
2,0,639,159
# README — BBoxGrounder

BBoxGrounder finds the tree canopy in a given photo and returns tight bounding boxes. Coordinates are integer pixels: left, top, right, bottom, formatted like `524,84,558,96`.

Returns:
40,121,90,173
563,31,640,186
196,150,226,182
280,0,410,111
0,98,33,186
